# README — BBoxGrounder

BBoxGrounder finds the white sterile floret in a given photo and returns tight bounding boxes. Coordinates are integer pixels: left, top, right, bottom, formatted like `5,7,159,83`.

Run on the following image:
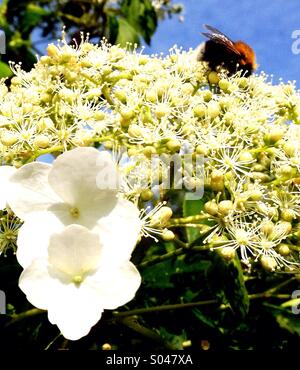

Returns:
7,147,142,268
19,224,141,340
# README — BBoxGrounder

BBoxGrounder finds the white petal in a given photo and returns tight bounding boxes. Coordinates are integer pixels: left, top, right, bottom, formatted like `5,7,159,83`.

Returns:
16,211,64,268
7,162,60,220
48,147,120,206
85,261,141,310
94,198,142,264
48,225,102,276
19,258,58,309
19,259,104,341
47,283,104,341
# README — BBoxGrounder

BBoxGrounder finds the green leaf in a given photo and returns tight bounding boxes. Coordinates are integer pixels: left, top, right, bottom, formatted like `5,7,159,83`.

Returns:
193,308,217,329
21,4,50,34
116,18,139,47
0,61,13,78
276,313,300,336
143,256,211,289
183,194,205,243
121,0,157,45
211,251,249,318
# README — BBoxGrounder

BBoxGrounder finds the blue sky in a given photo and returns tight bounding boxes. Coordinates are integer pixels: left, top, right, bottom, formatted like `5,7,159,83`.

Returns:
144,0,300,84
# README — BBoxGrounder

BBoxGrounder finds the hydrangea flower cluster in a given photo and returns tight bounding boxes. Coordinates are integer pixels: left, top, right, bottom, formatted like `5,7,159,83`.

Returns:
1,36,300,340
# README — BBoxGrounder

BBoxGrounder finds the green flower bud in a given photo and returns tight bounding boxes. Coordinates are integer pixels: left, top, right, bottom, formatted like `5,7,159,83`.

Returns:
260,256,277,271
34,135,50,149
140,189,154,202
204,200,219,216
203,90,212,102
220,246,236,261
277,244,291,256
261,220,274,235
193,104,206,118
208,71,219,85
166,139,181,153
150,206,173,227
207,102,220,119
281,209,295,222
218,79,230,92
1,132,18,146
128,124,144,138
161,229,175,241
218,200,234,216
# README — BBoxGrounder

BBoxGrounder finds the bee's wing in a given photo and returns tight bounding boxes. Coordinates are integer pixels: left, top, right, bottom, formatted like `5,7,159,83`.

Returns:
202,24,241,56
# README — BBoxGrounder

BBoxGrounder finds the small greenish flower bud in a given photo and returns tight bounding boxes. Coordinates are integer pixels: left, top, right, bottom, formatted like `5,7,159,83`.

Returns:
140,189,154,202
128,124,144,138
210,169,224,191
238,151,254,162
114,90,127,103
204,200,219,216
207,102,220,119
47,44,60,58
208,71,220,85
40,55,50,64
1,131,18,146
264,128,285,144
260,256,277,272
203,90,212,102
252,164,266,172
282,142,297,156
161,229,175,241
120,108,135,121
218,200,234,216
150,206,173,227
247,189,263,201
270,221,292,240
238,77,248,89
220,246,236,261
166,139,181,153
94,111,106,121
251,172,271,182
193,104,206,118
218,79,230,92
41,92,52,103
143,146,156,158
34,135,50,149
277,164,296,178
261,220,274,235
196,144,209,156
103,141,113,150
277,244,291,256
181,124,193,135
281,209,295,222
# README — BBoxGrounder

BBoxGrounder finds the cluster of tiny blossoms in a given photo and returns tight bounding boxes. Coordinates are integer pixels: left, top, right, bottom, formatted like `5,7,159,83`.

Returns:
1,36,300,273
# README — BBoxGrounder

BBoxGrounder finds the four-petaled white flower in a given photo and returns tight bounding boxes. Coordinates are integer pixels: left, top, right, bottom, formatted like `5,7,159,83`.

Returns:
7,147,142,268
19,224,141,340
